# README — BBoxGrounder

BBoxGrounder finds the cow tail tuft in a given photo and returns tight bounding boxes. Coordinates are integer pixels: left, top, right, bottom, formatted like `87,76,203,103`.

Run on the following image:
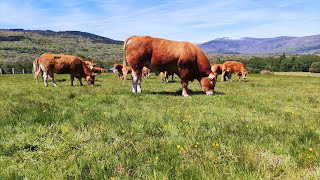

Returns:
33,58,40,81
123,37,130,68
33,58,38,74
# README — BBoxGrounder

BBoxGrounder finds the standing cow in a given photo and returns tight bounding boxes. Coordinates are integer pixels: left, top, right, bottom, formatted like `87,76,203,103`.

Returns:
35,53,95,87
221,61,248,82
123,36,217,96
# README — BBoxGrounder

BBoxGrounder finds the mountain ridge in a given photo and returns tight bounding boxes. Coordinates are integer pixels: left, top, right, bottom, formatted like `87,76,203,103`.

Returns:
198,34,320,55
0,28,123,44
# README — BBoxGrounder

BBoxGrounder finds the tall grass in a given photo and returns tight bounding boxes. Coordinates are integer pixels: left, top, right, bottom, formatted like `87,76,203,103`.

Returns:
0,73,319,179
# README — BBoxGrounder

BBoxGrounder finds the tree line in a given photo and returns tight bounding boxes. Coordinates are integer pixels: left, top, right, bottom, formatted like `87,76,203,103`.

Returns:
1,53,320,74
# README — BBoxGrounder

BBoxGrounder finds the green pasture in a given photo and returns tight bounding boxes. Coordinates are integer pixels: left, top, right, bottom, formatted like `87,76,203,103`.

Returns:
0,73,319,179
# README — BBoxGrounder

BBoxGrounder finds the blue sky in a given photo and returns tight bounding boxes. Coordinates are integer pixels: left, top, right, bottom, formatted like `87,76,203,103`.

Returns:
1,0,319,42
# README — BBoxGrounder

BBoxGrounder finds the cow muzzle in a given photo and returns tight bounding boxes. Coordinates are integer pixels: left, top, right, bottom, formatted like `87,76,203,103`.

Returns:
206,90,213,95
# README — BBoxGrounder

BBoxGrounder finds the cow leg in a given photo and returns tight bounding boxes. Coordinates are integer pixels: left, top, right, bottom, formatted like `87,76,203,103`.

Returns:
48,72,58,87
78,78,83,86
165,71,169,83
228,73,232,82
221,71,226,82
43,71,48,87
70,75,74,86
181,80,189,97
131,70,142,93
34,68,42,82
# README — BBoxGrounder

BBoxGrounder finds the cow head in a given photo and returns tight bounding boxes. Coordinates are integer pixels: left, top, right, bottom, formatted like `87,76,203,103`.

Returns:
86,74,95,85
241,70,248,79
85,61,94,70
200,72,217,95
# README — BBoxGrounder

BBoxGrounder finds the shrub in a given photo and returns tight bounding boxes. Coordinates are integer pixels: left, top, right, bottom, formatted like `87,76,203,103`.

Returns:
309,62,320,73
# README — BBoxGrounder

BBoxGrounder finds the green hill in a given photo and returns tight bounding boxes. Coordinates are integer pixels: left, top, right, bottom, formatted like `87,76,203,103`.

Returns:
0,29,124,73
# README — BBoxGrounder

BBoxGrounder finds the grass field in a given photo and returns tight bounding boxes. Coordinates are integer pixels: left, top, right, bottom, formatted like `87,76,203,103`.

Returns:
0,73,319,179
274,72,320,77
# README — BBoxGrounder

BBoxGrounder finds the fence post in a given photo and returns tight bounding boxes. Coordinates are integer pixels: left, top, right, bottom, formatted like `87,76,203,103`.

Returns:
12,68,15,74
0,68,2,74
22,69,25,74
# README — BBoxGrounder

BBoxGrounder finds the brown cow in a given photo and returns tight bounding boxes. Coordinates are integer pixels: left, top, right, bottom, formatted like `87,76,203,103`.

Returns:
34,59,95,81
123,36,217,96
221,61,248,82
91,67,105,74
142,66,150,78
36,53,95,87
113,63,124,79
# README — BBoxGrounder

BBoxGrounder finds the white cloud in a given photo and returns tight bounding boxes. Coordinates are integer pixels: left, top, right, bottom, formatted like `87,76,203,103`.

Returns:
0,0,319,42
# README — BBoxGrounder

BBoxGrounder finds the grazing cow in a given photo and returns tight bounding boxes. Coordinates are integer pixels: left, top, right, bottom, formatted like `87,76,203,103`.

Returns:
113,63,124,79
142,66,150,78
35,53,95,87
91,67,105,74
159,71,174,83
123,36,217,96
34,59,95,82
221,61,248,82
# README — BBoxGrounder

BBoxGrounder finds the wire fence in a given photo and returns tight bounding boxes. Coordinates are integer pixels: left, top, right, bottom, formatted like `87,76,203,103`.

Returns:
0,68,32,74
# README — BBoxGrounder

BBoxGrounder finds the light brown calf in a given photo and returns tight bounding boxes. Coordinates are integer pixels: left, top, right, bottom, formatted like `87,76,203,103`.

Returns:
221,61,247,81
36,53,95,87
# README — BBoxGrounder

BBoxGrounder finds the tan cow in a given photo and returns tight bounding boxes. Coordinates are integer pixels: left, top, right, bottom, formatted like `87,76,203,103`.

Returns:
159,71,174,83
122,66,132,81
142,66,150,78
221,61,248,82
123,36,217,96
35,53,95,87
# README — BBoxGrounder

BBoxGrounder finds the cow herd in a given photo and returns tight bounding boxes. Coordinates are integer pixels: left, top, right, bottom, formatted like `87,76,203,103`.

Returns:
33,35,248,96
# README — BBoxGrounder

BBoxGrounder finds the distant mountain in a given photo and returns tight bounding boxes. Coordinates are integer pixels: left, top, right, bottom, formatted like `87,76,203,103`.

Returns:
0,29,124,73
198,35,320,55
0,29,123,44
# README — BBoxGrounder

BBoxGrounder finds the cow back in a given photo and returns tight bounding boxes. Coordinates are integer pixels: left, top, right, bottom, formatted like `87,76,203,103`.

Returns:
222,61,245,73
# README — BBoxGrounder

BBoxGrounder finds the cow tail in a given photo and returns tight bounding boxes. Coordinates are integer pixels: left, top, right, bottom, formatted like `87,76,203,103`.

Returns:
122,37,130,68
33,58,38,74
122,37,132,81
33,58,40,81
